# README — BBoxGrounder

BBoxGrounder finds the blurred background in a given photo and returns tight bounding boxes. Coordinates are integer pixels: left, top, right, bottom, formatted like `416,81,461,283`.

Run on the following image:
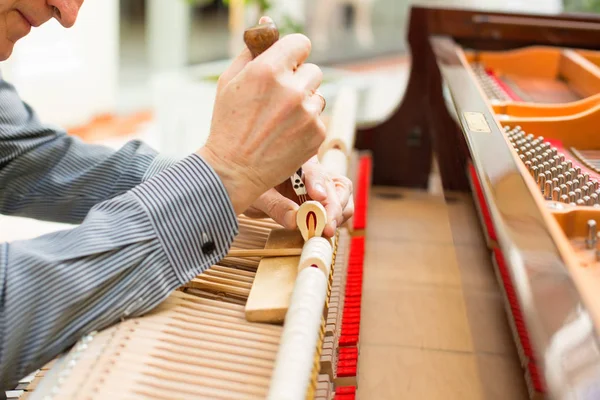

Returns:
0,0,598,241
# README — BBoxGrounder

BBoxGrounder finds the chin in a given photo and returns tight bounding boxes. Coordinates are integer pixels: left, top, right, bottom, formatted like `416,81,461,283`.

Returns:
0,41,14,62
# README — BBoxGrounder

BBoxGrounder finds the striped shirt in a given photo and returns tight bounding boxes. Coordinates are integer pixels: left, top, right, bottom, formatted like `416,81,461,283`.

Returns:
0,75,239,392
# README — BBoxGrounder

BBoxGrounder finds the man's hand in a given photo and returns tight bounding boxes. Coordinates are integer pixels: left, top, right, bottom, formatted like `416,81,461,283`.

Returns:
197,24,327,216
243,158,354,237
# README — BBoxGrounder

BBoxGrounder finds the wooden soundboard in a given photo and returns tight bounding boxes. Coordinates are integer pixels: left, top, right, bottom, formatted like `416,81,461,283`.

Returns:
354,5,600,400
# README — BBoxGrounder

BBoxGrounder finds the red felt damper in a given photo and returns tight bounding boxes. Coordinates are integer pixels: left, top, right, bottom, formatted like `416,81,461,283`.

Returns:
528,360,546,393
468,163,498,241
353,155,372,230
336,386,356,395
493,248,535,359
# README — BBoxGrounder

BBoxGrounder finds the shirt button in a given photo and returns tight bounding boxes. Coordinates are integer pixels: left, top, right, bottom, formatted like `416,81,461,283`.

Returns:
202,241,216,254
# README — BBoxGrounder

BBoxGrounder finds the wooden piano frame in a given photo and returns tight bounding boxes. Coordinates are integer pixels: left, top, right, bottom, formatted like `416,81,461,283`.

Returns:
356,6,600,400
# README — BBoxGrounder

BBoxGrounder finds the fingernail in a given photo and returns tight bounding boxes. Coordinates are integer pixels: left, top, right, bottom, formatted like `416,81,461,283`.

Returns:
259,16,273,24
314,183,326,197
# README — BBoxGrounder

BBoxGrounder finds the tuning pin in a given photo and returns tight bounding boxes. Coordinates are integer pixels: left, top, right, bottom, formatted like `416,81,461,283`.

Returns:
553,178,559,188
566,181,574,191
575,166,582,176
573,180,580,190
531,166,539,181
543,162,551,172
560,184,568,196
553,155,561,166
559,153,566,163
569,191,576,203
583,173,590,185
565,171,572,182
552,187,561,201
577,199,586,206
560,194,569,203
575,188,583,200
544,171,552,182
525,151,533,161
544,181,553,199
520,154,526,161
550,167,558,178
583,185,590,197
525,161,532,171
587,220,597,249
538,174,546,192
584,195,592,206
558,174,566,185
542,152,549,162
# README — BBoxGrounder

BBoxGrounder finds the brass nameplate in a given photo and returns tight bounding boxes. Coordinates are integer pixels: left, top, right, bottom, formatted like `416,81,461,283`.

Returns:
463,112,491,133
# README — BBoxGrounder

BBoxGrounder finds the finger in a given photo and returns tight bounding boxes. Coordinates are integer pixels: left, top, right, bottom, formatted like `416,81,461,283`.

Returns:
259,16,273,24
302,163,328,202
218,47,253,89
342,196,354,223
322,177,343,238
304,92,327,115
261,33,311,72
334,177,353,211
253,188,299,229
294,63,323,94
243,206,268,220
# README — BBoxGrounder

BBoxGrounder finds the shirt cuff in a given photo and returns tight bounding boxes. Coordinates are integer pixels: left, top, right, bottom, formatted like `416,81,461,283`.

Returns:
142,154,180,181
131,153,238,284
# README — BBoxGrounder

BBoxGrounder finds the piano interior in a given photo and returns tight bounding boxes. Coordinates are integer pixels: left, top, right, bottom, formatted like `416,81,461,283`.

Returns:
9,5,600,400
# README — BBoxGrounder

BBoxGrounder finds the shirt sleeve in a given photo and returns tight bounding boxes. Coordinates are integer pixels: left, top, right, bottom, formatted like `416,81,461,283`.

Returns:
0,76,178,225
0,154,239,393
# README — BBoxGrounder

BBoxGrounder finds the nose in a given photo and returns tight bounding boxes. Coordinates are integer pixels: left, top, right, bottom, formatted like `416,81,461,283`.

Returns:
47,0,82,28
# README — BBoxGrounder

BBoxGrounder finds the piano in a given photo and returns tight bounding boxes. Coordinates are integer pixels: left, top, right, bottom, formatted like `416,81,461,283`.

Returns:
356,5,600,400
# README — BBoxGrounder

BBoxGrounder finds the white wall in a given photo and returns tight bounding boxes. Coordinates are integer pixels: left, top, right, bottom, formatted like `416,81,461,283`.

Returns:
0,0,119,128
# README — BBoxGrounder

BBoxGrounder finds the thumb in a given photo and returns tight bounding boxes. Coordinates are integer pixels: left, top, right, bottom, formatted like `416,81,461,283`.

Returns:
254,188,299,229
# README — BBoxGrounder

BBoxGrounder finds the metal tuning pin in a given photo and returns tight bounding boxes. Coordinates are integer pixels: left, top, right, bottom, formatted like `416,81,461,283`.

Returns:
560,184,568,196
569,191,576,203
577,199,585,206
583,195,592,206
552,187,561,202
290,168,308,203
538,174,546,192
531,166,539,181
544,181,552,199
560,194,569,203
587,220,597,250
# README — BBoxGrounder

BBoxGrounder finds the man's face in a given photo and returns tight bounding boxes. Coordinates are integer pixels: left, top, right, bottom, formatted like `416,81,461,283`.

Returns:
0,0,83,60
